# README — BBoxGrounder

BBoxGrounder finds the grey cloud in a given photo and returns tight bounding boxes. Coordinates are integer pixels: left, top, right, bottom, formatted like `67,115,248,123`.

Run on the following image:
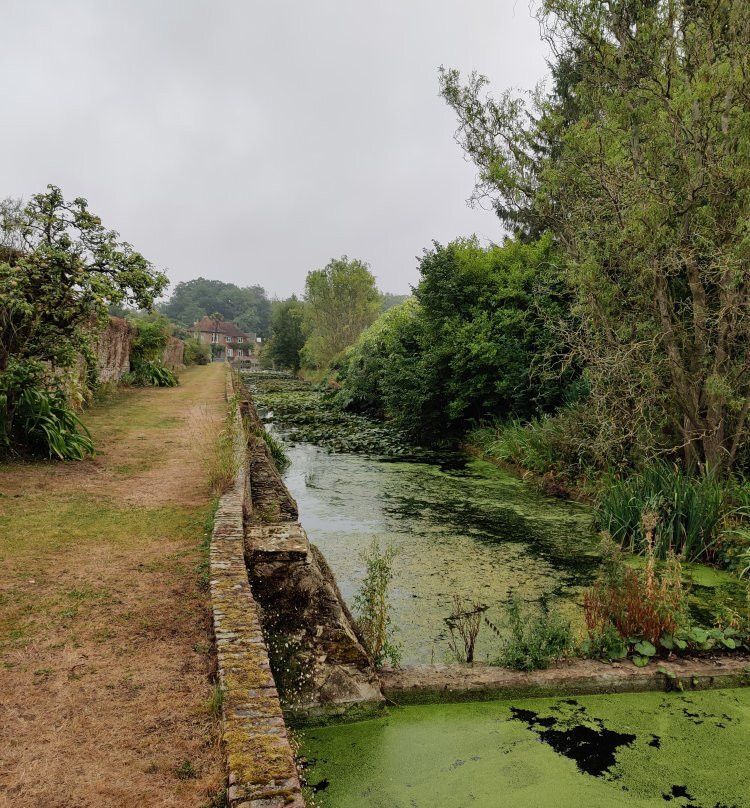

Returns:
1,0,549,297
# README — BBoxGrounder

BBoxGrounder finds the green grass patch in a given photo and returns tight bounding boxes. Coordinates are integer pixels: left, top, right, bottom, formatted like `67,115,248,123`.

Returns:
0,493,207,560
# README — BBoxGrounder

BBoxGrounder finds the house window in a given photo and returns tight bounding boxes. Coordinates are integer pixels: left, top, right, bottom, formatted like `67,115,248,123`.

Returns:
227,348,233,358
210,333,218,344
226,336,232,343
237,336,243,343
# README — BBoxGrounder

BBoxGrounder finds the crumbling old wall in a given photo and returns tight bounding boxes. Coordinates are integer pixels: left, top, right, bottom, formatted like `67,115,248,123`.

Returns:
162,336,184,371
94,319,185,382
94,316,134,382
236,377,385,725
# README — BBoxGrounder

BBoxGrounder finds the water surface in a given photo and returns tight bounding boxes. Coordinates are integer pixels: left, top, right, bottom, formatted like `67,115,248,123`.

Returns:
258,385,601,664
299,689,750,808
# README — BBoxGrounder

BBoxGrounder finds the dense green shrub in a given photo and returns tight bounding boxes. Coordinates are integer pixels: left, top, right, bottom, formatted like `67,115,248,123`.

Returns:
492,599,574,671
0,362,93,460
335,236,579,444
127,315,179,387
183,337,210,365
0,187,165,459
125,362,178,388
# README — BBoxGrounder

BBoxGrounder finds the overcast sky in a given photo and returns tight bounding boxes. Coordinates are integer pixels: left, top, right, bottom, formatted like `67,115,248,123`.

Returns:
1,1,549,299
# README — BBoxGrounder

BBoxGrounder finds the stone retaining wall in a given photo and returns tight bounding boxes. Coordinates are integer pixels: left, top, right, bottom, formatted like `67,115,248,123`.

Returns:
235,374,385,725
162,335,185,371
211,369,305,808
381,655,750,704
94,316,134,382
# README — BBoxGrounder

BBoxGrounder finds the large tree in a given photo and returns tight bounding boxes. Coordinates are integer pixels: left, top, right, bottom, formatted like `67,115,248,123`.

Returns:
441,0,750,473
1,186,166,374
302,257,382,368
335,237,576,442
161,277,271,336
266,296,305,372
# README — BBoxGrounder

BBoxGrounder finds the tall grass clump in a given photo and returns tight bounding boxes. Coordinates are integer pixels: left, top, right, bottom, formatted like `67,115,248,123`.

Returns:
258,429,290,473
595,461,729,562
468,410,596,481
188,399,240,495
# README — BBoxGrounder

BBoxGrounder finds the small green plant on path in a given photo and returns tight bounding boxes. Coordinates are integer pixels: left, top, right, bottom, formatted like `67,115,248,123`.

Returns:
174,759,198,780
203,682,224,717
353,538,401,667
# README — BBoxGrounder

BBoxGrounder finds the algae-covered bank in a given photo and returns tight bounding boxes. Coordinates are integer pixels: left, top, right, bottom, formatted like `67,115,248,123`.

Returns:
298,689,750,808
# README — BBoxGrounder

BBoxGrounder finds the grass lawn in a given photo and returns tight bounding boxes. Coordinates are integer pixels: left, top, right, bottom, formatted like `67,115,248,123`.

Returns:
0,363,228,808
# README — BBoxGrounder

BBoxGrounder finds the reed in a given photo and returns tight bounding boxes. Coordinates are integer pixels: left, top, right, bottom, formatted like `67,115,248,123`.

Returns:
595,461,728,562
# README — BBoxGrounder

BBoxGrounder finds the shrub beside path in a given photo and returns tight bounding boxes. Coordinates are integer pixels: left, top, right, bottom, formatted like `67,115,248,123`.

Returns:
0,363,227,807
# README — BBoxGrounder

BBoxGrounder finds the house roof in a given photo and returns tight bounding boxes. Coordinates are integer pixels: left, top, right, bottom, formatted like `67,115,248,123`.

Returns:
191,316,252,337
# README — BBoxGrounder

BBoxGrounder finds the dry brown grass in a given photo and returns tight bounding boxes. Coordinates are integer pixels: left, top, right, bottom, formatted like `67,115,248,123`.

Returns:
185,399,240,497
0,363,228,808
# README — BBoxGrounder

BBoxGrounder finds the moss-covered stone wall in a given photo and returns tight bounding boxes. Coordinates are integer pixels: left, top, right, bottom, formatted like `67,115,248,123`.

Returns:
211,369,305,808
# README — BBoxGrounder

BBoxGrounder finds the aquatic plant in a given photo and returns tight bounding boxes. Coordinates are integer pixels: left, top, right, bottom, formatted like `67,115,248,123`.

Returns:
444,595,487,664
353,539,401,667
594,461,730,563
491,598,574,671
580,622,627,662
245,371,421,457
467,409,598,483
258,428,290,473
584,536,687,655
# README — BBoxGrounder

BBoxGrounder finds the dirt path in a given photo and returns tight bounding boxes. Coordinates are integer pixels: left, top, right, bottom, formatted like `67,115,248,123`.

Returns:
0,363,227,808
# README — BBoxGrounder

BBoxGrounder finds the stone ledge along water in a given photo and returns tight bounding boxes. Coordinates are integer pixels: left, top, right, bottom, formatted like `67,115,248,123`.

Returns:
235,373,385,726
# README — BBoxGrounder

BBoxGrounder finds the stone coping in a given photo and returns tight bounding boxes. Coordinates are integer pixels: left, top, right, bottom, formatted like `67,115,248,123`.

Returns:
380,655,750,705
210,368,305,808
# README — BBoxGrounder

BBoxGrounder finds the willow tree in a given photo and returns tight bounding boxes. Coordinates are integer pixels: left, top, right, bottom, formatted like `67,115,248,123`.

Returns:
302,257,382,368
441,0,750,473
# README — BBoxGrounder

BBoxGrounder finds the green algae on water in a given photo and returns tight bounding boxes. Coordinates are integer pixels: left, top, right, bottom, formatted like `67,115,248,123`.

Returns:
298,689,750,808
245,371,747,664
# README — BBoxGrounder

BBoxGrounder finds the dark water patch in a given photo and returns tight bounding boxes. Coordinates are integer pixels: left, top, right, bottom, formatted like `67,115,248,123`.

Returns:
663,785,695,801
509,705,636,776
649,735,661,748
310,778,330,793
